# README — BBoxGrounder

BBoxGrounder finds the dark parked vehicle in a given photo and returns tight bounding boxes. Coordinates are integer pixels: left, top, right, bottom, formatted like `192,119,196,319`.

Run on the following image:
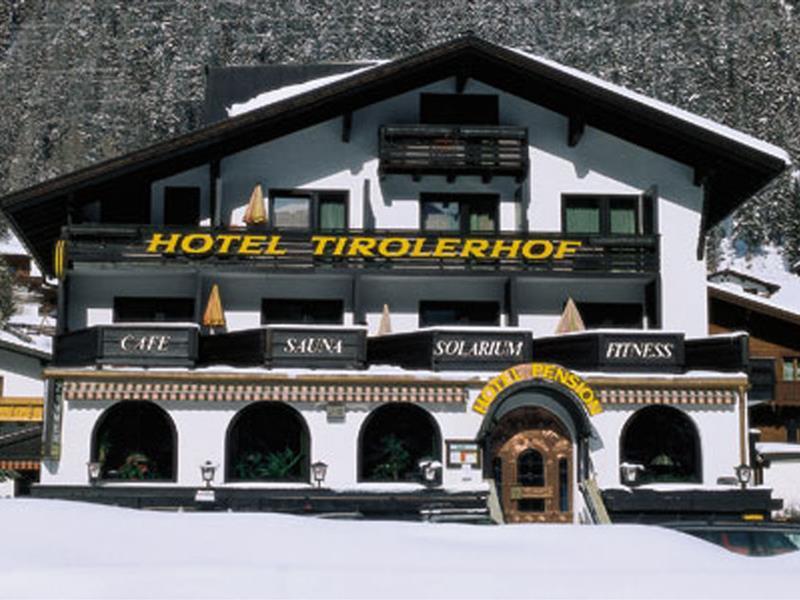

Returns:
662,521,800,557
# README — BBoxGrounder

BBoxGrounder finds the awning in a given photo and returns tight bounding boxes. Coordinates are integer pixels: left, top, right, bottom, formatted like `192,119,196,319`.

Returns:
597,387,737,406
63,380,467,404
0,459,39,470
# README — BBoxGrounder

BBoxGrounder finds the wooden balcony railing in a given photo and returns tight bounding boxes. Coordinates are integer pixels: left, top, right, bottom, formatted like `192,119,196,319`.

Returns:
775,381,800,405
379,124,529,181
61,226,660,275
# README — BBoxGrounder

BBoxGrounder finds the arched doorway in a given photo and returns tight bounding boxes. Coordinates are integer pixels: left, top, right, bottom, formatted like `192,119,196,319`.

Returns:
359,404,441,482
620,405,701,484
489,406,573,523
226,402,310,482
91,401,177,481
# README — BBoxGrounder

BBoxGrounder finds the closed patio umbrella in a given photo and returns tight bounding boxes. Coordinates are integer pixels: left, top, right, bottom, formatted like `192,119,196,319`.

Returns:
243,184,267,226
377,303,392,336
555,297,585,334
202,284,226,329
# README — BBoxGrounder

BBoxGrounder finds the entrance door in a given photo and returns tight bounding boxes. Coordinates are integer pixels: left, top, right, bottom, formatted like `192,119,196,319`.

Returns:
491,408,573,523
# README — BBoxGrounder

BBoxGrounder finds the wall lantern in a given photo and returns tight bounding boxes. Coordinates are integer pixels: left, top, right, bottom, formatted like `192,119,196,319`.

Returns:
418,459,442,488
620,462,645,486
200,460,217,488
311,461,328,488
735,463,752,489
86,461,102,484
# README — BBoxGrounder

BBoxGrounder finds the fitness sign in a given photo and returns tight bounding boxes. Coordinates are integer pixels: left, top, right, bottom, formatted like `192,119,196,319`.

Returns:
472,362,602,416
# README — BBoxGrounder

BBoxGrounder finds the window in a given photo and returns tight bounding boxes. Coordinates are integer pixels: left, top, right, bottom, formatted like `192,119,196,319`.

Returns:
92,401,176,481
270,190,347,231
563,195,652,236
783,358,800,381
420,93,499,125
164,187,201,226
620,406,701,485
419,301,500,328
261,299,344,325
113,297,195,323
359,404,441,482
420,194,498,234
517,449,544,486
577,302,644,329
226,403,310,482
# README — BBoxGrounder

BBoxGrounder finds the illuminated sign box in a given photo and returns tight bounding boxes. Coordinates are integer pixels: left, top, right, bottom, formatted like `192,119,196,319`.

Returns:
54,325,199,367
200,326,367,369
534,332,685,372
368,329,533,371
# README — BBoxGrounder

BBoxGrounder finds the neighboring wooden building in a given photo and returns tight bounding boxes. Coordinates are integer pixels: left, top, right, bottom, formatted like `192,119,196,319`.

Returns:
708,284,800,442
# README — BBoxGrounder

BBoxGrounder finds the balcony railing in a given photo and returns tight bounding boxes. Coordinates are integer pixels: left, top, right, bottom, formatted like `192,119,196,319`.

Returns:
62,226,660,275
379,124,529,181
775,381,800,405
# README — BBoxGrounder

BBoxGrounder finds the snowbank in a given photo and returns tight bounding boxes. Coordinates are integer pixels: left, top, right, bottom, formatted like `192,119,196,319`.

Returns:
1,499,799,599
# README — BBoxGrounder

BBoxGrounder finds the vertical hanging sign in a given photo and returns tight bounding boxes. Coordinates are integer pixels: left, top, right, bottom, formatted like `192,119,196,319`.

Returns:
42,379,64,460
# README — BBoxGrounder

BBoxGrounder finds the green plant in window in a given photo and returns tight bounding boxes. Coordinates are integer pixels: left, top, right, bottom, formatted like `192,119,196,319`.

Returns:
371,434,412,481
117,452,156,480
234,448,302,480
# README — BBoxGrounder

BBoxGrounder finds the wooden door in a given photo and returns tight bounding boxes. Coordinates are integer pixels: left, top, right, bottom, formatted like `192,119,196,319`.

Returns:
491,410,573,523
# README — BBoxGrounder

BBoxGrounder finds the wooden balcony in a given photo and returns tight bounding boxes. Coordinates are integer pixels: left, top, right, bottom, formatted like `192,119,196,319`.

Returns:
775,381,800,405
379,124,529,181
62,226,659,276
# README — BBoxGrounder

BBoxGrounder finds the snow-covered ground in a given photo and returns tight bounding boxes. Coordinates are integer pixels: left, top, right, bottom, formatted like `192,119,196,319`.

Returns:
1,499,799,599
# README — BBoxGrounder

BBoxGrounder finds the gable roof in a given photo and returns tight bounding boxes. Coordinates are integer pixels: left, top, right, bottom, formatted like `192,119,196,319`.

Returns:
708,269,782,295
1,35,789,277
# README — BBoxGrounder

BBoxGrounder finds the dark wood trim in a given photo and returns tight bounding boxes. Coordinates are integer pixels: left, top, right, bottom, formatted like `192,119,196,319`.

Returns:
456,69,468,93
568,113,585,147
209,159,220,227
342,112,352,143
505,276,519,327
352,273,366,325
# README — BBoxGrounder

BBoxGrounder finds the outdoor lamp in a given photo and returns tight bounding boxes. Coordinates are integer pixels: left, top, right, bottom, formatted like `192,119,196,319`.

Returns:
735,463,752,489
418,459,442,488
86,461,102,484
311,461,328,488
620,462,645,486
200,460,217,488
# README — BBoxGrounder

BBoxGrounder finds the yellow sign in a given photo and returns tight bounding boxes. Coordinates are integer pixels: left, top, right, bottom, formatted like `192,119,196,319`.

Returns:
144,233,583,261
0,399,44,422
472,363,602,416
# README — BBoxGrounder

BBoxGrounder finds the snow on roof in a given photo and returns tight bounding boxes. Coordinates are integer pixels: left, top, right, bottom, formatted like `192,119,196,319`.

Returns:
709,244,800,316
757,442,800,456
0,327,51,358
509,47,792,166
227,63,383,117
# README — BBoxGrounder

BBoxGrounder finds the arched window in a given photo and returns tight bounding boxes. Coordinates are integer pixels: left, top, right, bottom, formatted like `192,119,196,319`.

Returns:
517,449,544,486
620,406,701,484
226,403,310,482
92,401,176,481
359,404,441,482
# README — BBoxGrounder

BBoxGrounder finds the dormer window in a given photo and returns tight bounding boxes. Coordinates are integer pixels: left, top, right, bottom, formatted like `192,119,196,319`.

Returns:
270,190,347,231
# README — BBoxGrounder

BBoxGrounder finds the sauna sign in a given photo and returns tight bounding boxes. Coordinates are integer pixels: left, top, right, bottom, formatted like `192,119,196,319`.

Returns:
472,363,602,416
144,233,583,262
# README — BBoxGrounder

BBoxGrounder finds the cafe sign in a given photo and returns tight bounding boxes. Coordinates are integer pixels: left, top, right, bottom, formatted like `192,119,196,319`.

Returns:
144,232,583,262
472,363,602,416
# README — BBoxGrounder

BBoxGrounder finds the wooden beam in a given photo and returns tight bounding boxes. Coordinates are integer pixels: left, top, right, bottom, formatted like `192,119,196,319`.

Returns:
342,112,352,143
456,70,469,93
209,158,220,227
352,274,366,325
505,276,519,327
568,114,585,147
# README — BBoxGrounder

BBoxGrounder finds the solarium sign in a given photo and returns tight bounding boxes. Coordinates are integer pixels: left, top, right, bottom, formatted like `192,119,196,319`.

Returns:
143,232,584,261
471,363,603,417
